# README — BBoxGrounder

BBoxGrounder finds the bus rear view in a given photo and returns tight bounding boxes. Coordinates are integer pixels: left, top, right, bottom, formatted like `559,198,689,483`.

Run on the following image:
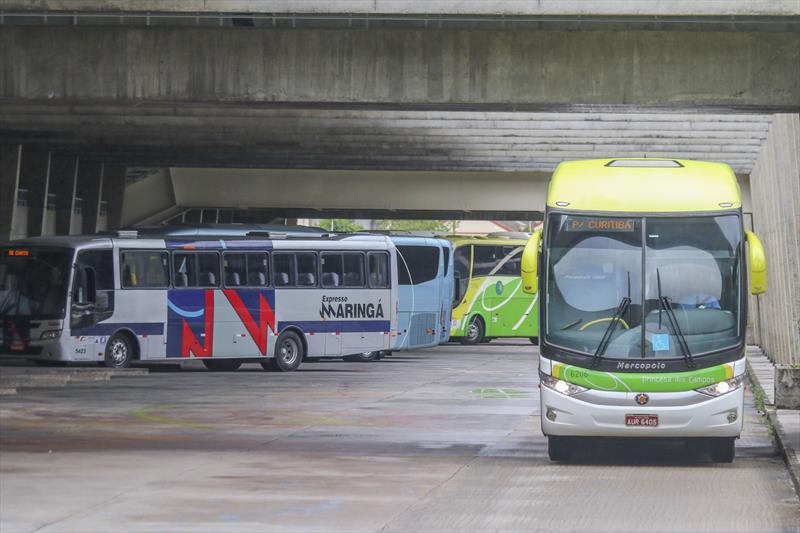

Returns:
522,159,767,463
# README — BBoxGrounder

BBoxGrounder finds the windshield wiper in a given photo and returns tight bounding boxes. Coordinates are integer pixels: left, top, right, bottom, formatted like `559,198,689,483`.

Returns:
591,272,631,368
656,268,695,368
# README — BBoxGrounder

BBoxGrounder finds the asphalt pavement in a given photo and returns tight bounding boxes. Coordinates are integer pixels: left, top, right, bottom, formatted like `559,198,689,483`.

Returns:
1,343,798,532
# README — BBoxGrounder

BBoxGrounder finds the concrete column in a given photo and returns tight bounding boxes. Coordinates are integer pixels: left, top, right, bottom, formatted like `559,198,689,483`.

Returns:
103,166,126,231
0,144,22,242
19,149,52,237
749,113,800,366
77,160,104,234
49,154,79,235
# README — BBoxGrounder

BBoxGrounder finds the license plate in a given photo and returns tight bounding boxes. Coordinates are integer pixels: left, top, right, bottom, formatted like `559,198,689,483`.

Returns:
625,414,659,427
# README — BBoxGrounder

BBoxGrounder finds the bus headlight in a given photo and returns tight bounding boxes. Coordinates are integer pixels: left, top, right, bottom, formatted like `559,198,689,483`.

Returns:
695,375,744,397
40,329,62,340
540,371,588,396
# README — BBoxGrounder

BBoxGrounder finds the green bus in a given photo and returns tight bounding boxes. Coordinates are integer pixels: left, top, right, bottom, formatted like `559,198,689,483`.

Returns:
522,158,766,463
447,234,539,345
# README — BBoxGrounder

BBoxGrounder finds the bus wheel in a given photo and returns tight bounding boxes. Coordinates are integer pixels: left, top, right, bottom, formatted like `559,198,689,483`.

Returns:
202,359,242,372
104,333,133,369
529,337,539,345
273,331,303,372
709,438,735,463
547,436,572,462
343,352,379,362
460,316,484,345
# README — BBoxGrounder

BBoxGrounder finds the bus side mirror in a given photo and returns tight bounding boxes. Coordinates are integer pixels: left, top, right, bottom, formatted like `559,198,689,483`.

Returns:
453,271,462,304
746,231,766,295
521,229,542,295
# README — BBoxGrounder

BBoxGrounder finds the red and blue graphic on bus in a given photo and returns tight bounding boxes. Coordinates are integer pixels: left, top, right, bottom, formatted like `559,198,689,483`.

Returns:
167,289,276,358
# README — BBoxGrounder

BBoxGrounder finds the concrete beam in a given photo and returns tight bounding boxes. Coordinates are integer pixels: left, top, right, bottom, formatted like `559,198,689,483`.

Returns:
76,160,103,234
1,1,798,16
48,154,78,235
1,27,797,108
169,168,547,217
0,144,21,242
103,165,126,231
19,149,51,237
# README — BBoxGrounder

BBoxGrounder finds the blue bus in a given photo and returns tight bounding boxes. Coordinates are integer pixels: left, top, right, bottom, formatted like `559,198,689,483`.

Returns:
346,235,453,362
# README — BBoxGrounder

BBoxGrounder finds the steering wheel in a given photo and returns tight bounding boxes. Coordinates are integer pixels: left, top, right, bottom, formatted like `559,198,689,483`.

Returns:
578,317,630,331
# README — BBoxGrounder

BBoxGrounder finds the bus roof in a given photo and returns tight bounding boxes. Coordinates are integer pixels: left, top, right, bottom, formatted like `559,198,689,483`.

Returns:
547,158,741,213
444,235,528,247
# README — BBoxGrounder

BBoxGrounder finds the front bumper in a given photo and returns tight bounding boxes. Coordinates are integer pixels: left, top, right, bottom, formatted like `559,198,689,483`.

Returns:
541,385,744,438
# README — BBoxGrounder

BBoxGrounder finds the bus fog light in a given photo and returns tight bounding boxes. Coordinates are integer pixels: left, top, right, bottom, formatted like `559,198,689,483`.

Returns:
696,375,744,397
727,410,738,423
40,329,62,340
546,407,557,421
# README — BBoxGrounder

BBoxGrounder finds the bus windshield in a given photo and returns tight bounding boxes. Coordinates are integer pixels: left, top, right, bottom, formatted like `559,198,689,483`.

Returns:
544,214,742,359
0,247,72,319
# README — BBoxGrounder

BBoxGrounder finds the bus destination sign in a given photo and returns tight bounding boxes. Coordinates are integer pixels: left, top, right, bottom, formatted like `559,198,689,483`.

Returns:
7,249,30,257
565,217,635,233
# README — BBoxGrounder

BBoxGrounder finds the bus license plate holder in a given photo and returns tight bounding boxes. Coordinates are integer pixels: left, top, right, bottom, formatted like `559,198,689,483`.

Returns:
625,414,658,427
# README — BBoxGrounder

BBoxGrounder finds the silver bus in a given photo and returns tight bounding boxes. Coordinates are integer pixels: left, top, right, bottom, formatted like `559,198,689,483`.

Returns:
0,232,398,371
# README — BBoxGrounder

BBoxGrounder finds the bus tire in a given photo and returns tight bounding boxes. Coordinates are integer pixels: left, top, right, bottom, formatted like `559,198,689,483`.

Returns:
104,333,133,369
202,359,242,372
343,352,379,362
273,331,303,372
709,437,735,463
547,436,572,462
460,316,484,345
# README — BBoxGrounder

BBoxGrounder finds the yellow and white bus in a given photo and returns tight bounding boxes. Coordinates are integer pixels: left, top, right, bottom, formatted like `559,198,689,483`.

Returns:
523,159,766,463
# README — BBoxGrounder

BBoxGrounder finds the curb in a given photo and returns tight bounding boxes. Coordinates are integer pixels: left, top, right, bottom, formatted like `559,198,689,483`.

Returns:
746,359,800,498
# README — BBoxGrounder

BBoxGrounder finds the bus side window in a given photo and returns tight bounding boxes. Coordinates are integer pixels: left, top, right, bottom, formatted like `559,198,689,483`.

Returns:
197,253,220,288
368,252,389,288
120,251,169,288
273,254,295,287
442,246,450,276
453,246,471,304
322,253,343,287
173,252,196,288
472,245,498,276
296,253,317,287
224,253,245,286
246,253,269,287
342,254,364,287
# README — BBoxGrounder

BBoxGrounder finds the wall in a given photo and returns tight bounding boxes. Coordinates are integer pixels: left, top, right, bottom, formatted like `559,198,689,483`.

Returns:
1,27,798,107
749,114,800,365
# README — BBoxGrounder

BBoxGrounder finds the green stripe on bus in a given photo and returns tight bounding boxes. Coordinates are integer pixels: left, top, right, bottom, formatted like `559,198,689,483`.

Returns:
551,362,734,393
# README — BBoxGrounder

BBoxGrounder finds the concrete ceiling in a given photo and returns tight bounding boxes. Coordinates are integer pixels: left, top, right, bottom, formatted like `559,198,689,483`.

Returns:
0,103,773,175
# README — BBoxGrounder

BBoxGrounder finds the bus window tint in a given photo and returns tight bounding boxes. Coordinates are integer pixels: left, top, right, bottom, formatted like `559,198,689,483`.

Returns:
397,245,439,285
453,246,470,304
472,245,499,276
173,253,196,287
273,254,295,287
296,253,317,287
246,254,269,286
495,246,523,276
368,252,389,288
76,249,114,318
121,251,169,288
197,253,220,287
342,254,364,287
321,253,344,287
224,254,246,286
